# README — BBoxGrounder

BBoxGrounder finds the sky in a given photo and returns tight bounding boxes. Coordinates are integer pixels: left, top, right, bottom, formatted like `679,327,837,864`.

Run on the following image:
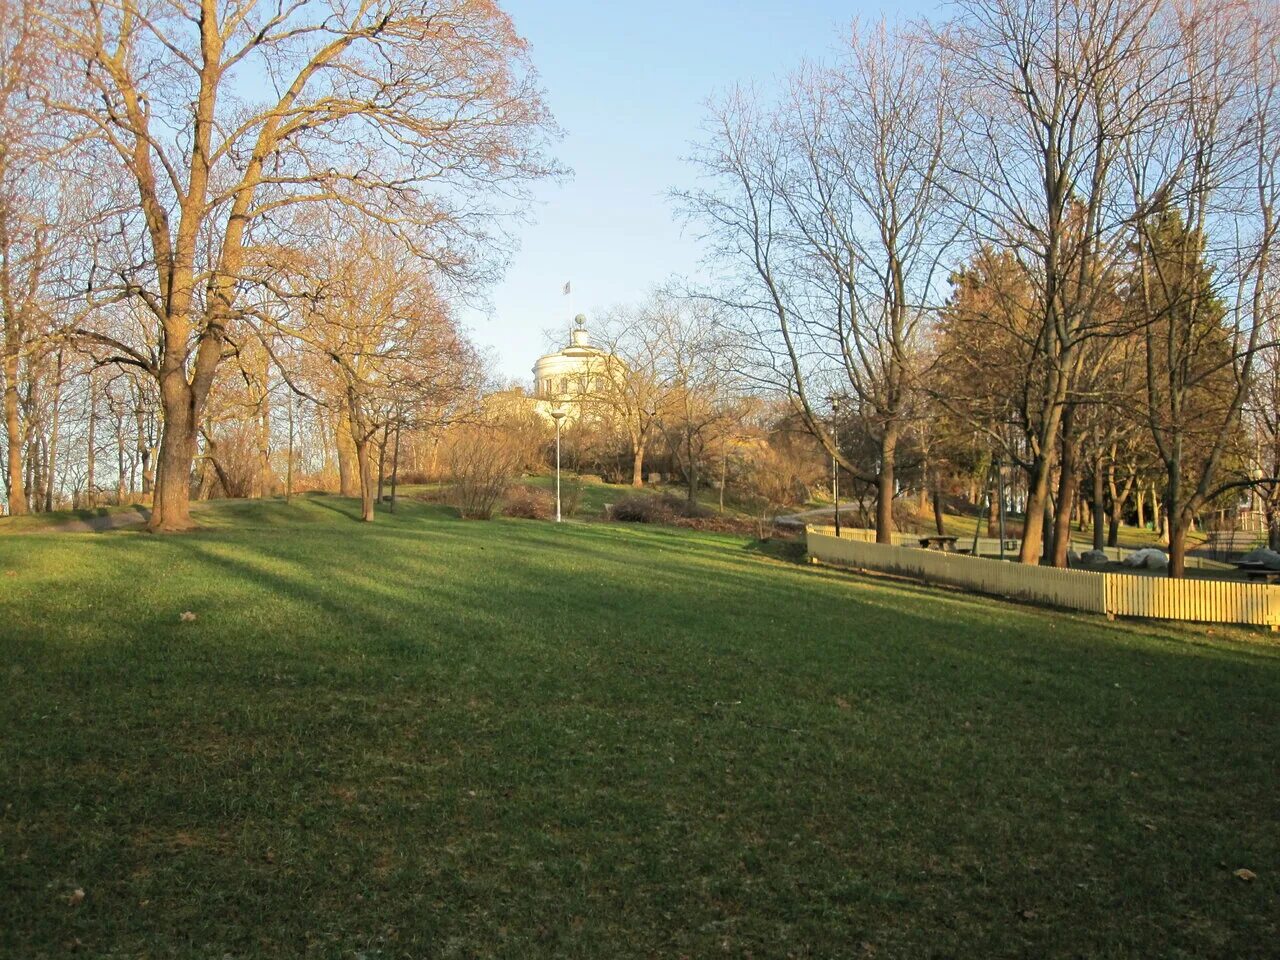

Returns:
468,0,937,384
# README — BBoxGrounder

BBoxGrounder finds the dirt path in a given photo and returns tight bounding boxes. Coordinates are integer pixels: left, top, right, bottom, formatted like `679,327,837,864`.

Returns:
12,506,151,534
774,502,864,527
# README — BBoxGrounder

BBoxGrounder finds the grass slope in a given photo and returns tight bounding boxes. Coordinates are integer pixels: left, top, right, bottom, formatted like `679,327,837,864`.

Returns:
1,496,1276,958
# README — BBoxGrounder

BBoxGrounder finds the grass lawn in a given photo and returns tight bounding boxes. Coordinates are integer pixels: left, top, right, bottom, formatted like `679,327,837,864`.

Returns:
1,495,1276,958
518,473,755,519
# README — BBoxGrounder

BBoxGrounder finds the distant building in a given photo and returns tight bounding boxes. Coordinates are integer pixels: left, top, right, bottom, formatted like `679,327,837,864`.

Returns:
530,314,623,420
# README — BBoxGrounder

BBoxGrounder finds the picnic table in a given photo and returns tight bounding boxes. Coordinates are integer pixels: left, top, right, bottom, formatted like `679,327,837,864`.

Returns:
1232,560,1280,582
918,535,960,552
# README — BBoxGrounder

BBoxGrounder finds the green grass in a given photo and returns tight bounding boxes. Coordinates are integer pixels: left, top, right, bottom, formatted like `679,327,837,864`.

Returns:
518,473,755,518
1,496,1277,958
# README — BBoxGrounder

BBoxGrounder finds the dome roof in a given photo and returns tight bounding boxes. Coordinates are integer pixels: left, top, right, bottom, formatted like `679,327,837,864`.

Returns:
534,317,608,369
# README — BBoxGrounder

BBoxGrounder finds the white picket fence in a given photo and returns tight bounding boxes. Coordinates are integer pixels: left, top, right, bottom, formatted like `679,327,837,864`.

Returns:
806,527,1280,629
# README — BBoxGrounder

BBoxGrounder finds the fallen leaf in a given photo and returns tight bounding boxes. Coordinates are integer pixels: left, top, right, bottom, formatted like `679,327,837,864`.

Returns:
1020,909,1037,921
835,696,852,711
179,611,197,622
4,570,15,578
68,888,85,906
1234,867,1257,882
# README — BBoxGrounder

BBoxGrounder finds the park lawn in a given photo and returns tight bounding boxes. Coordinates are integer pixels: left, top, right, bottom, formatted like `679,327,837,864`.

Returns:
1,496,1276,959
518,472,756,519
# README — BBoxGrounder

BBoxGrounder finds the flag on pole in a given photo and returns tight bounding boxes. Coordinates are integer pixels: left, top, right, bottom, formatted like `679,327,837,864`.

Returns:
562,281,571,295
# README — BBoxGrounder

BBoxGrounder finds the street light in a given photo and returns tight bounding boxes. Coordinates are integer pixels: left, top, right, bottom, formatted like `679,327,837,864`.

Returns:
829,395,842,537
550,406,567,523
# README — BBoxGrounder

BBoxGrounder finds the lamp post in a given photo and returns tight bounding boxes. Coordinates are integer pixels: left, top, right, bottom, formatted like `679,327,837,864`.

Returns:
829,395,842,537
551,406,567,523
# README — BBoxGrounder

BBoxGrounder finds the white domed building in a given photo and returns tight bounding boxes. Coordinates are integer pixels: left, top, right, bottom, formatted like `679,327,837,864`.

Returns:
531,314,622,420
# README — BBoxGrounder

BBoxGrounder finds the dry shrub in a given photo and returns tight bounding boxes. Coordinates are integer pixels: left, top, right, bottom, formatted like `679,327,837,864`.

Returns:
502,484,554,519
559,476,584,518
611,492,705,523
447,424,524,519
611,494,672,523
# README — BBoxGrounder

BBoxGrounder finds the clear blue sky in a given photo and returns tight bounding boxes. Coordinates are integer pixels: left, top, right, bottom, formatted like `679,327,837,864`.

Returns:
468,0,938,384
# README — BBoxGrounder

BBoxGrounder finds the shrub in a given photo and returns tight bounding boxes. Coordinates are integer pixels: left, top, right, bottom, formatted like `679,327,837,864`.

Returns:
501,485,554,520
559,477,584,518
447,426,523,520
611,494,675,523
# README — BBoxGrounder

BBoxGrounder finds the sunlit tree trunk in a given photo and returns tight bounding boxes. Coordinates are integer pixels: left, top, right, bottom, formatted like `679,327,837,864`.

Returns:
3,348,24,515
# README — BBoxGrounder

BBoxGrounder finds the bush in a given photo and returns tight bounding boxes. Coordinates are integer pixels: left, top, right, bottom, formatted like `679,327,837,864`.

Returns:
611,491,716,524
611,494,675,523
559,477,584,519
501,485,554,520
447,426,523,520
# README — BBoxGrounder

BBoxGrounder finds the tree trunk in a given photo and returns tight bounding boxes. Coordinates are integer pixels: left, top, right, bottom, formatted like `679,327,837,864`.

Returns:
115,413,127,503
355,436,375,522
1107,506,1120,548
1019,455,1053,565
1090,467,1104,551
875,427,898,544
43,349,64,512
1040,485,1055,566
1051,425,1079,568
631,439,645,487
1168,512,1189,579
134,395,153,496
986,481,1000,538
377,424,388,504
932,479,945,536
389,421,401,512
148,375,200,531
85,372,96,507
285,392,294,505
1136,487,1145,530
256,390,271,498
336,411,359,497
3,346,25,515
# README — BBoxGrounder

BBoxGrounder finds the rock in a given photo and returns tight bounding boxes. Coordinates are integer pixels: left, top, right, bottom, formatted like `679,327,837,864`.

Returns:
1067,550,1081,565
1239,547,1280,570
1080,549,1109,565
1121,547,1169,570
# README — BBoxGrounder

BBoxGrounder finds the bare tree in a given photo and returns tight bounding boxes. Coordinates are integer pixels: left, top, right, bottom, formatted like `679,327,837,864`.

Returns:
1,0,56,514
48,0,558,530
681,19,955,542
591,293,688,487
1126,0,1280,576
270,221,481,521
937,0,1172,563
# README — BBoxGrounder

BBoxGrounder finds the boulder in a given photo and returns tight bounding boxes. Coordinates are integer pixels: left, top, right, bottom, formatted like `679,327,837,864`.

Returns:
1121,547,1169,570
1079,549,1109,565
1239,547,1280,570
